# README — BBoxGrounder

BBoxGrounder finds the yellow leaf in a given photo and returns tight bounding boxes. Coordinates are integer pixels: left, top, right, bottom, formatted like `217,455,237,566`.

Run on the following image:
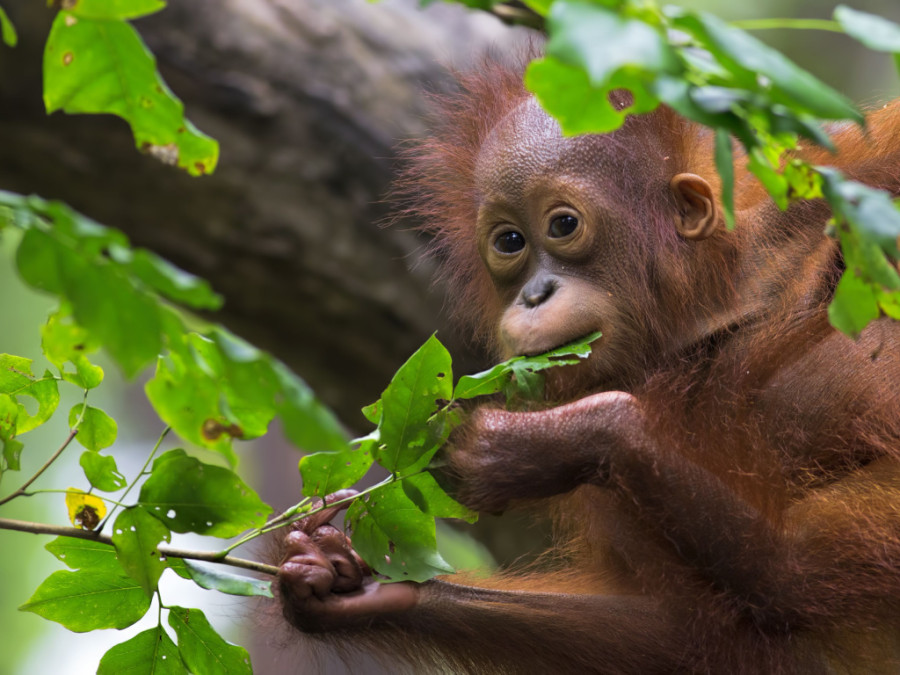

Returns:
65,487,106,530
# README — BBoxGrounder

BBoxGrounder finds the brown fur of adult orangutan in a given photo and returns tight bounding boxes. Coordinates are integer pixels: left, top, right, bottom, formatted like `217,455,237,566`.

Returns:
278,56,900,674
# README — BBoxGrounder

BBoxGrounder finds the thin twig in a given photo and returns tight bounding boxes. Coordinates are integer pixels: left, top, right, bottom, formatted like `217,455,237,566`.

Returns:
0,517,278,576
98,426,171,530
0,428,79,507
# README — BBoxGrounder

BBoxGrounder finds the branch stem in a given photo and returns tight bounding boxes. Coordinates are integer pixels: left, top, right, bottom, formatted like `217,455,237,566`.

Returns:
0,428,79,507
0,516,278,576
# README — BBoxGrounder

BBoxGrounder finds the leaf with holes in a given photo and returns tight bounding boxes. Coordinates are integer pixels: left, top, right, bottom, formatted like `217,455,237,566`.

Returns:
138,449,270,538
112,507,171,596
372,334,452,473
80,451,127,492
46,536,121,573
97,627,182,675
0,354,60,435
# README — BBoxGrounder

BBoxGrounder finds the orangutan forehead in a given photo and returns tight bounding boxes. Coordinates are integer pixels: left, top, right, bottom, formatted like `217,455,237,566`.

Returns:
474,97,615,202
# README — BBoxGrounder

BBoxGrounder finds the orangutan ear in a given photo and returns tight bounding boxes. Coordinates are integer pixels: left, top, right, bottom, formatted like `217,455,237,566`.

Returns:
670,173,719,241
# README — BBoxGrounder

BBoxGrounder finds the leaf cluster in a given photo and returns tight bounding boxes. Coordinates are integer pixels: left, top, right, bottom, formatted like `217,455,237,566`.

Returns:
503,0,900,336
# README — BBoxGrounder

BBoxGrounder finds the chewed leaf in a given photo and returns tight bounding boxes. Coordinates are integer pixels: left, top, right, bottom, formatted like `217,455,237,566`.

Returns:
0,355,61,435
454,332,601,401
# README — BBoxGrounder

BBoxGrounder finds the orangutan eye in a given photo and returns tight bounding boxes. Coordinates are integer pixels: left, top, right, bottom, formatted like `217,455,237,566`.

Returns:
494,230,526,254
549,214,579,238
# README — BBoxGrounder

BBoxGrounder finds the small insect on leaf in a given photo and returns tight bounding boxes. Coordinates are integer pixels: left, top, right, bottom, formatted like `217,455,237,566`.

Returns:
65,487,106,530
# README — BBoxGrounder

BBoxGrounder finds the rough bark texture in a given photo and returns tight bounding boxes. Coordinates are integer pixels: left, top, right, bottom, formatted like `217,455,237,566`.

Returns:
0,0,526,426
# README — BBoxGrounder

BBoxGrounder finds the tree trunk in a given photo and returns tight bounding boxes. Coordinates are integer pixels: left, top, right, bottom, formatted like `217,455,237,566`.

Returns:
0,0,526,425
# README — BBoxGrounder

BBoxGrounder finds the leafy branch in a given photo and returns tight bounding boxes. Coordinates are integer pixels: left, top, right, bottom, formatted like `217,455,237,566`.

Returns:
0,517,277,575
520,0,900,337
4,0,900,673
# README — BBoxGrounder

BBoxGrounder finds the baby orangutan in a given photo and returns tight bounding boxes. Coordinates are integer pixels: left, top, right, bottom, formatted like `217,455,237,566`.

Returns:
279,62,900,674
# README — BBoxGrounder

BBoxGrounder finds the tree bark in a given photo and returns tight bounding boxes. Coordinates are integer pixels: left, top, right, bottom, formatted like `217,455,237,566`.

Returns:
0,0,527,425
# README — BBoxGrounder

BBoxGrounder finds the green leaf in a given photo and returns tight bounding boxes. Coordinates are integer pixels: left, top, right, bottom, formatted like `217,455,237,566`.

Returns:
524,1,679,134
15,226,65,294
41,309,104,389
98,627,183,675
80,450,127,491
0,355,60,435
45,536,122,572
139,449,271,538
671,11,861,122
401,472,476,523
374,334,452,473
166,557,192,580
347,480,455,582
16,227,164,378
70,403,118,451
68,0,167,21
19,569,150,631
361,398,381,425
835,6,900,54
748,147,789,210
43,12,218,175
109,246,223,310
299,440,375,498
148,330,320,463
112,507,171,596
546,1,680,86
828,269,880,337
0,5,17,47
275,361,349,454
168,606,253,675
182,560,274,598
714,128,735,229
652,78,757,149
145,352,237,463
0,392,18,440
526,56,662,135
2,438,23,471
819,168,900,259
521,0,551,15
